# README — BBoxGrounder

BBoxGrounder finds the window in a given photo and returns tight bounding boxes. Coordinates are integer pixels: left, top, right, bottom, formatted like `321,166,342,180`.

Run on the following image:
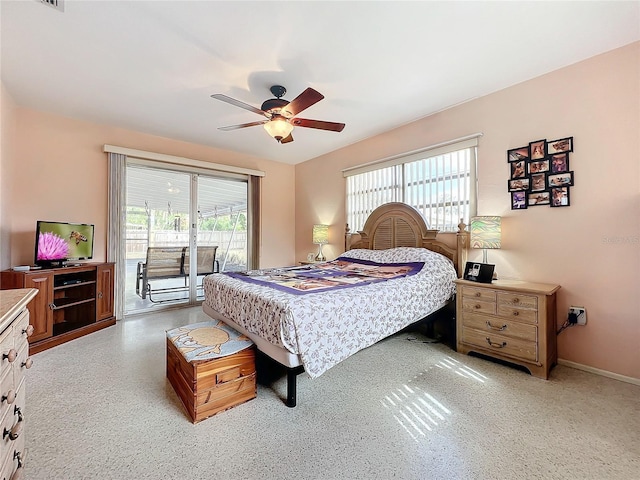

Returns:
344,136,479,232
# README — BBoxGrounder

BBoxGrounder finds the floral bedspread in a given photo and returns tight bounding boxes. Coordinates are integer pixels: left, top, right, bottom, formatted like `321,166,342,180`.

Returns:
202,247,457,378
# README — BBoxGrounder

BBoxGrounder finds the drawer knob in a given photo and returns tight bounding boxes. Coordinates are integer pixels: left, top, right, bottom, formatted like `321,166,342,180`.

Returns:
486,321,507,331
512,311,519,316
21,357,33,370
475,292,481,297
474,304,481,309
1,390,16,405
22,325,34,337
513,298,520,304
3,349,17,363
485,337,507,348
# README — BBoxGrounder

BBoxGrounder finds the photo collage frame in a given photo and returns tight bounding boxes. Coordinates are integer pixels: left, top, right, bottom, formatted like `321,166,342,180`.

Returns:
507,136,573,209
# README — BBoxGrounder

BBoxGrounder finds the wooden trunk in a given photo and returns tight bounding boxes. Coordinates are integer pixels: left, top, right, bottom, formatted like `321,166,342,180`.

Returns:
166,338,256,423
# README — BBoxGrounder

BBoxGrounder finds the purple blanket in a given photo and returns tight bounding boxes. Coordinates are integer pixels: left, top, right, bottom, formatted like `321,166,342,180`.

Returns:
225,256,424,295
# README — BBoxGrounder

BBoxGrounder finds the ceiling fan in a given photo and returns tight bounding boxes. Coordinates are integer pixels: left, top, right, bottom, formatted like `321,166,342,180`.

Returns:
211,85,345,144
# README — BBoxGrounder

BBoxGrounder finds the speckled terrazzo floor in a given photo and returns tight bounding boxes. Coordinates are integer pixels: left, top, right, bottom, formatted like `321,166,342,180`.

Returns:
25,307,639,480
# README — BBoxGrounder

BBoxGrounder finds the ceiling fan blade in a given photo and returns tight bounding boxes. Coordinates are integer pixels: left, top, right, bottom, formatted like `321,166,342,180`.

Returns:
291,118,345,132
281,88,324,117
280,133,294,144
211,94,267,117
218,120,268,131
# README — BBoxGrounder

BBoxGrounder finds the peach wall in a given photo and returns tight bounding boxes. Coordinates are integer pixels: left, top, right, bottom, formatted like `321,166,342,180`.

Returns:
2,107,295,271
0,84,17,269
295,42,640,379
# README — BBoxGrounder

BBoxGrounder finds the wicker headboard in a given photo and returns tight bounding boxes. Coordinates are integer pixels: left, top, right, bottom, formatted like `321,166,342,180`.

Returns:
345,202,469,277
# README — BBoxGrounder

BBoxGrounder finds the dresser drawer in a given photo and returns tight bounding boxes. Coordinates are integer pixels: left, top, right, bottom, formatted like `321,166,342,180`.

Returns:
0,428,24,480
0,367,13,433
0,380,24,470
460,286,496,302
13,342,30,388
12,310,31,347
461,312,537,342
461,327,538,362
0,328,15,381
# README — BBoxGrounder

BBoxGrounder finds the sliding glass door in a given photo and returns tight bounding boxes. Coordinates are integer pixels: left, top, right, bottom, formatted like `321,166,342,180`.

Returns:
124,163,248,315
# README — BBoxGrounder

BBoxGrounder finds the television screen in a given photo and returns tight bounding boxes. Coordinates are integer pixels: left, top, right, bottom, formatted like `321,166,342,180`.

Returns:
35,221,95,266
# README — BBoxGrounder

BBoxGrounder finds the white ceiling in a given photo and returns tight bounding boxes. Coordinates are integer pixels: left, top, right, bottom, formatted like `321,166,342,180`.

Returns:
2,1,639,165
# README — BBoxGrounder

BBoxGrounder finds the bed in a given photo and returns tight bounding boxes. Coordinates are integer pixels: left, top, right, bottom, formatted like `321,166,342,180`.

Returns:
202,202,469,406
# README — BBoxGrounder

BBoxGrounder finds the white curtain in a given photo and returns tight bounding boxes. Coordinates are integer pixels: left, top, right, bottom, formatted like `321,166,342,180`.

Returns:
107,153,127,320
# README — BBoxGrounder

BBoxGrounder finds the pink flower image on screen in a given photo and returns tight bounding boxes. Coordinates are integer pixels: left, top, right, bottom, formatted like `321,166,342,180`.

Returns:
37,232,69,260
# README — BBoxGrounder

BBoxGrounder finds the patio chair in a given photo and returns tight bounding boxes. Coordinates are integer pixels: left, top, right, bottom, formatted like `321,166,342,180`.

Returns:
182,245,219,276
136,246,186,300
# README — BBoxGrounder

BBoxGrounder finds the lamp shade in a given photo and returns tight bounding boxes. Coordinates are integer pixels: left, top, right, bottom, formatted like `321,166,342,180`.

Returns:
312,224,329,245
470,216,501,249
263,117,294,141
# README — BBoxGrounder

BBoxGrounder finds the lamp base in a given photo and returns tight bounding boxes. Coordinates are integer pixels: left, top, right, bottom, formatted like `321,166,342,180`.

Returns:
483,248,498,280
315,244,326,262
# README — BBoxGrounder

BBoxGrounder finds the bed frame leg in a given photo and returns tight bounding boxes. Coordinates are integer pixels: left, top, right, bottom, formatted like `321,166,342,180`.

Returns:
286,366,305,408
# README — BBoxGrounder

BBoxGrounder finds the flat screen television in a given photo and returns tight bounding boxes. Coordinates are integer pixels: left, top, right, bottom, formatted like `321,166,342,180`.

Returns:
34,220,95,268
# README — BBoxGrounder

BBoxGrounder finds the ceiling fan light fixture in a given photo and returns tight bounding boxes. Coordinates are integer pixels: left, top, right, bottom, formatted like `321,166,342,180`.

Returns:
264,117,294,142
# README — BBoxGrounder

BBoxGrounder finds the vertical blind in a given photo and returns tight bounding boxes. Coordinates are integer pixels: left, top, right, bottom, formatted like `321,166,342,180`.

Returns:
344,135,480,232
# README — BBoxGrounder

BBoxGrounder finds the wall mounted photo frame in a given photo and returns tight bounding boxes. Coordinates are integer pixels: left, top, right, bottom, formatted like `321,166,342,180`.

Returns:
530,173,546,192
508,146,529,162
508,178,530,191
550,153,570,173
511,191,527,210
547,136,573,155
547,171,574,188
506,135,574,210
550,187,570,207
529,139,547,160
528,191,550,206
528,159,549,174
510,161,526,179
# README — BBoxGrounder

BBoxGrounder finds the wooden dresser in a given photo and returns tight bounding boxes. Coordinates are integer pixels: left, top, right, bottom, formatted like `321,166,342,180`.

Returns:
455,279,561,379
0,288,37,479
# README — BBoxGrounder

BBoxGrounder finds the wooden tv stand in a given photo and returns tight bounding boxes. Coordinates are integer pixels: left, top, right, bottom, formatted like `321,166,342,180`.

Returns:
0,263,115,354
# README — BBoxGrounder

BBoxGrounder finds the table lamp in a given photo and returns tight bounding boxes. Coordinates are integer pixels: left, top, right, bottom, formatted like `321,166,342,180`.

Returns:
470,216,501,264
312,224,329,262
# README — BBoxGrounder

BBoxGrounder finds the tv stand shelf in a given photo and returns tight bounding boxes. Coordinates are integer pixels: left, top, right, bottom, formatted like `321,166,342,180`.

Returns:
52,297,95,309
1,263,114,354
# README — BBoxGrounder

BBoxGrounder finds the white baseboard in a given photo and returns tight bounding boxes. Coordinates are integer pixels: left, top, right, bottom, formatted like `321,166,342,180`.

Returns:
558,359,640,386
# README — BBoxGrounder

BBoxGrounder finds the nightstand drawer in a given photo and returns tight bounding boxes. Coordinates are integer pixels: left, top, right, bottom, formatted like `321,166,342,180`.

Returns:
497,292,537,310
460,286,496,302
497,305,538,324
461,313,537,342
461,298,496,315
461,327,538,362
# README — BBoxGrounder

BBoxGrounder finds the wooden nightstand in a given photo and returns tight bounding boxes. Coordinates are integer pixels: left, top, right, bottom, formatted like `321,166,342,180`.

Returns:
455,278,561,379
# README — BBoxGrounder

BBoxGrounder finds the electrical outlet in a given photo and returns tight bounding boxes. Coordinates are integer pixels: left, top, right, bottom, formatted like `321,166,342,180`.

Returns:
569,306,587,325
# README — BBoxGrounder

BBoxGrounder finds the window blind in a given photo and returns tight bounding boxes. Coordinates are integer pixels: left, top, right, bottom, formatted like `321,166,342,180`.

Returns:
344,135,480,232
